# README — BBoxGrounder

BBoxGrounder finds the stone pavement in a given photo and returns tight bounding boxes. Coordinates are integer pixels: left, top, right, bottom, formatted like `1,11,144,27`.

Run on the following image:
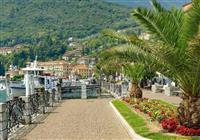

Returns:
22,99,131,140
142,89,182,106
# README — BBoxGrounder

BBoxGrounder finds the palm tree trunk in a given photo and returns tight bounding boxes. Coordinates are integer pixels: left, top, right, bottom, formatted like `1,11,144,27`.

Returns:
177,95,200,129
129,81,142,98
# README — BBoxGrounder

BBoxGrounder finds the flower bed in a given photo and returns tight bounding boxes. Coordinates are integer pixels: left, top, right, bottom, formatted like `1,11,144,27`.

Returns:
125,98,177,122
123,97,200,136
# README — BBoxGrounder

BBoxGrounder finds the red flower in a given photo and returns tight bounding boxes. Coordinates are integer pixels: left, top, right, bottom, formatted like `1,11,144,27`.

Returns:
161,118,178,132
176,126,200,136
148,112,152,117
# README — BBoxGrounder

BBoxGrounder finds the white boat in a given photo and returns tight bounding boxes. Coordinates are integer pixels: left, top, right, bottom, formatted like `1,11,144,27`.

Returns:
0,83,6,91
9,58,45,98
9,58,58,98
10,80,26,97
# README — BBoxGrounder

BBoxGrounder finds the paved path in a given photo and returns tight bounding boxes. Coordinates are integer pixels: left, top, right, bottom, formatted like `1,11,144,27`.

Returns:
23,99,131,140
142,89,182,106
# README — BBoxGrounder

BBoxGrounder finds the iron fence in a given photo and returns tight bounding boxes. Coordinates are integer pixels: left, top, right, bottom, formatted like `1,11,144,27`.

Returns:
101,81,129,97
6,98,25,133
28,93,41,115
5,89,56,134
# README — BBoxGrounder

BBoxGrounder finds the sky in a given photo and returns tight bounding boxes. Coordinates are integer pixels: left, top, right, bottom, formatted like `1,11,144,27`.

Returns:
105,0,191,8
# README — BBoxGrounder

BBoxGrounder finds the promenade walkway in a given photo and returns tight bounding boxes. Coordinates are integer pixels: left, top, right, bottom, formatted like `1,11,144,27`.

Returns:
142,89,182,106
23,99,131,140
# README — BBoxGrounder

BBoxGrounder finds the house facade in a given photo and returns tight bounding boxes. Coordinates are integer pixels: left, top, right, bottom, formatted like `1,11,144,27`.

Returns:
37,60,72,78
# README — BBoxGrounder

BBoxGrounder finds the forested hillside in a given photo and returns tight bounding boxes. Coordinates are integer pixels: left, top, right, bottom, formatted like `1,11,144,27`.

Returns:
0,0,133,47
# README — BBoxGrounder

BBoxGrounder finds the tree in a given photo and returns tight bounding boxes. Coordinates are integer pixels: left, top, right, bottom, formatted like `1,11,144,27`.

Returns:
98,47,147,98
131,0,200,129
123,63,145,99
0,63,5,76
102,0,200,129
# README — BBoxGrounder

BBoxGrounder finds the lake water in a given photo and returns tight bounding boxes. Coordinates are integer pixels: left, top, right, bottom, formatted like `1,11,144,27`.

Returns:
0,80,7,103
0,90,7,103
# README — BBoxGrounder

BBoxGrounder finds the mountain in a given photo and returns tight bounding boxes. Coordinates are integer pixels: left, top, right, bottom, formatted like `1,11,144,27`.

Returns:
0,0,132,47
105,0,191,8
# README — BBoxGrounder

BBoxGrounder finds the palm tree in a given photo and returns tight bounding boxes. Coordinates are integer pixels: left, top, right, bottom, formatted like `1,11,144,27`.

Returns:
99,48,147,99
101,0,200,129
123,63,145,99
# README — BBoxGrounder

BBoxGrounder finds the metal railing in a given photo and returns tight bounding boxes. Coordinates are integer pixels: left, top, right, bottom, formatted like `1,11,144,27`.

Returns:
6,98,25,133
101,81,129,97
29,93,41,115
4,88,59,135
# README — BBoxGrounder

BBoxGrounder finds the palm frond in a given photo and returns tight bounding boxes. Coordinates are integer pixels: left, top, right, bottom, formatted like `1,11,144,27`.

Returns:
123,63,146,82
132,6,183,47
101,29,130,43
178,0,200,50
150,0,166,12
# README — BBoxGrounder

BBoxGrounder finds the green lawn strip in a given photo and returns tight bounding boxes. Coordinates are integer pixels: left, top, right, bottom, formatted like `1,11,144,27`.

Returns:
112,100,197,140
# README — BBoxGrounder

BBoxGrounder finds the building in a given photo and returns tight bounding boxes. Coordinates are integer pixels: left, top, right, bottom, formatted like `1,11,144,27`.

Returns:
62,48,82,61
6,65,23,78
77,57,88,65
77,57,97,65
37,60,72,78
73,64,94,79
182,2,192,12
0,45,21,56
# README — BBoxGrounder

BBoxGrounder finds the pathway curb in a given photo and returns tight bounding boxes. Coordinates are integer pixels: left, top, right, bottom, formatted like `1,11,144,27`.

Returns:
109,101,150,140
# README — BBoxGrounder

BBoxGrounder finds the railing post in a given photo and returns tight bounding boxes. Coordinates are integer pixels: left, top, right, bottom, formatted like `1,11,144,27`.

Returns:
53,88,58,103
0,103,8,140
49,90,53,107
56,84,62,101
21,96,32,124
81,82,87,99
41,91,46,114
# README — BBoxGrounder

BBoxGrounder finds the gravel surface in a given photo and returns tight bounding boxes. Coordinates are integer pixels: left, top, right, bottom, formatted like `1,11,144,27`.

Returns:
142,89,182,106
23,99,131,140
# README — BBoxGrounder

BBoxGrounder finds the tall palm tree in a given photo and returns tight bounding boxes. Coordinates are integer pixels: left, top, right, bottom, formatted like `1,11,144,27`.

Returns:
101,0,200,129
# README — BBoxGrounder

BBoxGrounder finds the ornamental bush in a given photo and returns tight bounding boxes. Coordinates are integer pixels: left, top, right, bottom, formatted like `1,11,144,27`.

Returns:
161,118,179,132
138,99,176,122
176,126,200,136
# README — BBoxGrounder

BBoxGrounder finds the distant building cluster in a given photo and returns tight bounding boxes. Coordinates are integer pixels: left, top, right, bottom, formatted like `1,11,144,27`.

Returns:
37,59,96,79
37,60,72,78
0,45,21,56
6,59,96,79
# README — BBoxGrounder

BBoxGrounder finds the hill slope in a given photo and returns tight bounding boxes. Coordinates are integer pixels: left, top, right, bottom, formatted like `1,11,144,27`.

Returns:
0,0,131,47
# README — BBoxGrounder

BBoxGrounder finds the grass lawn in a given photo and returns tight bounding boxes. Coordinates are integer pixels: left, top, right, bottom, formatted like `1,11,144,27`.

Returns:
112,100,199,140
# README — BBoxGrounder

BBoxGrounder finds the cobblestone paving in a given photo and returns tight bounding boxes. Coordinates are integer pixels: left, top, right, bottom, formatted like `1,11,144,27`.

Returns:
23,99,131,140
143,89,182,106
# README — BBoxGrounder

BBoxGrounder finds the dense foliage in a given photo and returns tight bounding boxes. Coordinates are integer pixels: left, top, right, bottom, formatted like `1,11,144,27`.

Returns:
0,35,67,71
0,0,133,47
11,74,24,81
0,0,137,75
